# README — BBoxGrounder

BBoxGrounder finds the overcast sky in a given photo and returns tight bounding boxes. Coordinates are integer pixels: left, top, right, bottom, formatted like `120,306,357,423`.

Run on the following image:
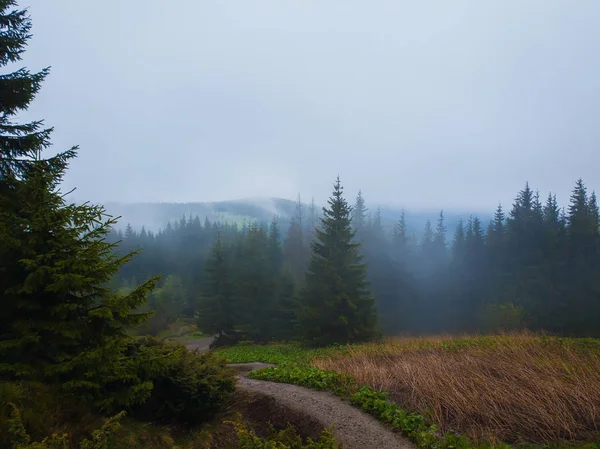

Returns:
18,0,600,211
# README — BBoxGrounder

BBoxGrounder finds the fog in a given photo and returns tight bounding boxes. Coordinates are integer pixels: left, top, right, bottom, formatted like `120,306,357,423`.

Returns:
20,0,600,211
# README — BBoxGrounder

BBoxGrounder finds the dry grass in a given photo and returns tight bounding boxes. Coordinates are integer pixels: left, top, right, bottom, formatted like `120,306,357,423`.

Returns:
313,333,600,444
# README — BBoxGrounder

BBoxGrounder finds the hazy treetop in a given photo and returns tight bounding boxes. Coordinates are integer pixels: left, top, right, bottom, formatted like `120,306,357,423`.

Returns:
21,0,600,210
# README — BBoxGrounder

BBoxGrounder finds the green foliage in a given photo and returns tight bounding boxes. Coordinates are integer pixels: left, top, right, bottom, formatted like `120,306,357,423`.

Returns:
0,0,159,412
197,224,300,345
138,275,187,336
216,343,350,366
249,366,353,397
232,422,341,449
6,403,124,449
298,177,378,346
198,234,237,338
129,337,235,424
283,196,309,284
481,302,525,333
233,224,278,342
79,412,125,449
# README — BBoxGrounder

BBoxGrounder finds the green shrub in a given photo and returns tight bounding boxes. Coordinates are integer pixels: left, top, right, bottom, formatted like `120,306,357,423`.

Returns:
0,382,70,448
5,403,124,449
249,366,352,397
481,302,525,333
232,422,341,449
130,337,235,424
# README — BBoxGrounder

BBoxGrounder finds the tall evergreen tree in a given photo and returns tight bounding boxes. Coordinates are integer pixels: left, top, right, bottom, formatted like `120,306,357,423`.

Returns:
234,224,276,342
351,189,368,237
432,210,448,262
298,177,378,346
268,216,283,271
0,1,158,409
563,179,600,335
306,197,319,242
0,1,57,180
283,217,307,283
197,234,236,340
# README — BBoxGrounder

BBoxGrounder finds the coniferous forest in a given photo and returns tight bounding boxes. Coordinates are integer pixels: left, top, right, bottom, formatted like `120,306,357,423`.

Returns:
111,177,600,341
2,1,600,447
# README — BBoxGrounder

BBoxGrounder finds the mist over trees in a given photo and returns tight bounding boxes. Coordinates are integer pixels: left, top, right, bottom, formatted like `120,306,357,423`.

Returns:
111,177,600,339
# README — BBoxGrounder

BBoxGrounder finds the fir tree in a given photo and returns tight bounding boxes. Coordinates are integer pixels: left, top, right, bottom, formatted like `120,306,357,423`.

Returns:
351,189,368,237
307,197,318,230
234,224,276,342
0,3,159,409
0,1,57,180
392,210,408,250
432,210,448,261
298,177,378,346
283,216,307,284
197,234,236,339
421,220,434,252
268,215,283,271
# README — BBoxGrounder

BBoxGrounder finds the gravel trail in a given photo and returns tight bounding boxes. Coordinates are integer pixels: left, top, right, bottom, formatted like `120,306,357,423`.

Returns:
236,367,414,449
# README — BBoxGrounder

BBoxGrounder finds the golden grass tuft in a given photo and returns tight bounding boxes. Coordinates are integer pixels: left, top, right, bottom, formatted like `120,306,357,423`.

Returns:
313,333,600,444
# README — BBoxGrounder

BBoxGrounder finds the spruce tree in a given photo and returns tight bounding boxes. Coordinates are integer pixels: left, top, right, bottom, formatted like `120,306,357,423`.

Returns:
351,189,368,237
0,1,57,180
421,220,434,253
283,217,307,283
0,2,158,410
392,210,408,252
298,177,378,346
564,179,600,335
197,234,236,339
234,224,276,342
432,210,448,262
268,216,283,271
306,197,319,242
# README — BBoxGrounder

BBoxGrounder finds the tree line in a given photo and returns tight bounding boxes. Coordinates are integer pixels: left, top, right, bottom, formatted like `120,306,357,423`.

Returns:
113,178,600,340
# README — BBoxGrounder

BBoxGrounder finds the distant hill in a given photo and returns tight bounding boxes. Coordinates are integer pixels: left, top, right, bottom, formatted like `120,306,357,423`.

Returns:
105,198,491,239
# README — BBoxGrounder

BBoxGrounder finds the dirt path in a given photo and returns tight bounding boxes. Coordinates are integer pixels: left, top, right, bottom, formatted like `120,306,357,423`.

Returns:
233,364,414,449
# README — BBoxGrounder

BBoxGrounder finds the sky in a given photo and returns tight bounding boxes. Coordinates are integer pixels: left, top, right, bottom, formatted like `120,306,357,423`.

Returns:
17,0,600,212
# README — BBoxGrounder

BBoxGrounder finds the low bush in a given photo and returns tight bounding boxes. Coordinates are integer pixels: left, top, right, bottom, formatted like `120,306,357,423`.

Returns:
249,366,352,397
232,422,341,449
5,403,124,449
129,337,235,425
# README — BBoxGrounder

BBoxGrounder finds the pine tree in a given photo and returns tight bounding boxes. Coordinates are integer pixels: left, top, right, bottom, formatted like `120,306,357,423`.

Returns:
268,216,283,271
351,189,368,237
306,197,319,242
234,224,276,342
432,210,448,261
0,166,159,408
297,177,378,346
393,210,408,249
0,3,158,409
563,179,600,335
451,219,466,261
421,220,434,252
197,234,236,340
283,202,308,283
488,203,506,245
0,1,59,180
